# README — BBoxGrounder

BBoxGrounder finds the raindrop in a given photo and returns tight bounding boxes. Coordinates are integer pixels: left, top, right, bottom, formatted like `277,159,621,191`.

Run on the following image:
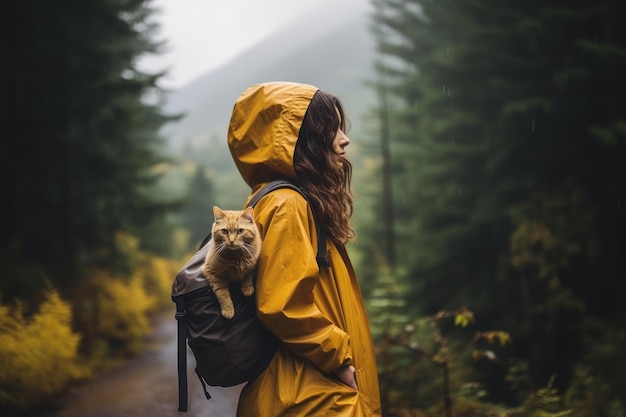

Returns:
447,47,450,56
531,117,536,133
442,84,446,94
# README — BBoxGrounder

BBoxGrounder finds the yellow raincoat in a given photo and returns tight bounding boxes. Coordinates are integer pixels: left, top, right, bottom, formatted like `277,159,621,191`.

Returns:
228,82,382,417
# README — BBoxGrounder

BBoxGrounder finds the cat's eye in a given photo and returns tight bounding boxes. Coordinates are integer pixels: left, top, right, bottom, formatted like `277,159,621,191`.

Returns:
221,229,228,235
237,229,244,235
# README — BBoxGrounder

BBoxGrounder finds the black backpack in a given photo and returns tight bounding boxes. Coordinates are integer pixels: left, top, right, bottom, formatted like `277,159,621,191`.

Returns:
171,180,329,412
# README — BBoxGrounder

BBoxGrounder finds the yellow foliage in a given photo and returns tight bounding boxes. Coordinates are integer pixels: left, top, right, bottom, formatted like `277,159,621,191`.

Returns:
454,308,475,327
497,331,513,346
114,230,183,309
480,331,513,346
115,231,140,258
132,254,178,309
91,271,155,354
0,290,86,410
79,241,184,357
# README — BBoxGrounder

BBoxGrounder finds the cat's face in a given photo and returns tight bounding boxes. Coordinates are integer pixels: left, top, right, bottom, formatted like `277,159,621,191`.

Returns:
212,206,259,251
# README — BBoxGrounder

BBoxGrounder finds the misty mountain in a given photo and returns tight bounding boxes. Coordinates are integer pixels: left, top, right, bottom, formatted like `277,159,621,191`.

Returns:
160,5,378,151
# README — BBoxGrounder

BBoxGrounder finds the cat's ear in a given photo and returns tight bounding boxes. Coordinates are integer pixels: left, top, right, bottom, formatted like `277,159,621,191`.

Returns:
213,206,226,220
241,206,255,223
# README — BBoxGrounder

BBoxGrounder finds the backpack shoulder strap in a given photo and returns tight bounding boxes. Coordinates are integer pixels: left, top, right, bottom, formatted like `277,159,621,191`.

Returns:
174,296,190,412
248,180,329,268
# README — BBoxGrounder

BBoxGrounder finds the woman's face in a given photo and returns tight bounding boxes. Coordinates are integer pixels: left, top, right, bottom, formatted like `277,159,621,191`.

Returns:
332,108,350,166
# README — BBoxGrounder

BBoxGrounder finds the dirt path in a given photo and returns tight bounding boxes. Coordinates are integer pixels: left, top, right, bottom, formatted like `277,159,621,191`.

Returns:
52,309,244,417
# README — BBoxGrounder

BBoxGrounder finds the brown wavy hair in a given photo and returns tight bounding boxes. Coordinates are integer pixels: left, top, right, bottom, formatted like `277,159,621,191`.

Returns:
293,90,355,244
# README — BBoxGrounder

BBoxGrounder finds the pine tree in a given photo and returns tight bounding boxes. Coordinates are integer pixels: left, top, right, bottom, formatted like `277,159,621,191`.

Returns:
368,0,626,406
179,165,216,249
1,0,177,297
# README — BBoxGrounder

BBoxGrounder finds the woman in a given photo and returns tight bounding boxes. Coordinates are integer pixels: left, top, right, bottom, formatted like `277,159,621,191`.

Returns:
228,81,381,416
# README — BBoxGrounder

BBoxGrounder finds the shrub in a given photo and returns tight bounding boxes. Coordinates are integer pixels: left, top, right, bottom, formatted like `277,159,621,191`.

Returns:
91,270,155,355
133,254,181,309
0,290,86,410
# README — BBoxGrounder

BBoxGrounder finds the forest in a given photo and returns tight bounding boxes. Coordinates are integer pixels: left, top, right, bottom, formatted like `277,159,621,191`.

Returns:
1,0,625,416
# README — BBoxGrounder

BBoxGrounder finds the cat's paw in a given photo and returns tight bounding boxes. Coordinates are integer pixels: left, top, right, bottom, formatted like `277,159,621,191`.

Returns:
241,285,255,297
222,307,235,320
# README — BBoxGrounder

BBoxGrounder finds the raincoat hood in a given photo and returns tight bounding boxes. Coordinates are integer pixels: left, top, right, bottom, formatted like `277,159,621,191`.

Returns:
227,82,319,188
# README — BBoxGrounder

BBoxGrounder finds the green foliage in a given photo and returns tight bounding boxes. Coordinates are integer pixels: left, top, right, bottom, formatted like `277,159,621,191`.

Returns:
178,165,217,248
178,138,250,211
520,376,573,417
428,396,515,417
0,2,204,412
561,319,626,417
1,0,179,295
154,146,249,254
0,291,87,410
365,0,626,410
370,299,511,414
505,360,535,403
366,267,420,409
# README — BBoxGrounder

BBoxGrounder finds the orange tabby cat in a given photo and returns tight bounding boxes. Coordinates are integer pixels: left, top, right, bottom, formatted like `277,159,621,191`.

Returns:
202,206,262,319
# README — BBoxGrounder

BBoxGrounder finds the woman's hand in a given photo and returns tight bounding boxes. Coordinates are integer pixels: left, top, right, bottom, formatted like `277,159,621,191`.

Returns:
333,365,358,390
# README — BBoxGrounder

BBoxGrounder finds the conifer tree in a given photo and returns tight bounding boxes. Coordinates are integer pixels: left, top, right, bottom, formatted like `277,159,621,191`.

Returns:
368,0,626,406
1,0,177,296
179,165,216,249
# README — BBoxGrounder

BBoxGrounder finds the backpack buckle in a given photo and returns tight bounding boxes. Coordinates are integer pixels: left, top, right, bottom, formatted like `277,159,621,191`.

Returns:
175,311,186,321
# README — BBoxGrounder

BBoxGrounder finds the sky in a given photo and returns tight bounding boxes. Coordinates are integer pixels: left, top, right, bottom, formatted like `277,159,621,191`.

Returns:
138,0,340,90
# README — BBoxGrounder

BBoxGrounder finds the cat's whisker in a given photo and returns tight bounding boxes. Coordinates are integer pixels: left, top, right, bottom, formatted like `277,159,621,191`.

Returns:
215,243,228,256
240,244,253,256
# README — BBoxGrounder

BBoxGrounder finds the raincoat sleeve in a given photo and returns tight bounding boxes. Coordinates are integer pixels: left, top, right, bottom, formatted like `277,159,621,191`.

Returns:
254,191,353,374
